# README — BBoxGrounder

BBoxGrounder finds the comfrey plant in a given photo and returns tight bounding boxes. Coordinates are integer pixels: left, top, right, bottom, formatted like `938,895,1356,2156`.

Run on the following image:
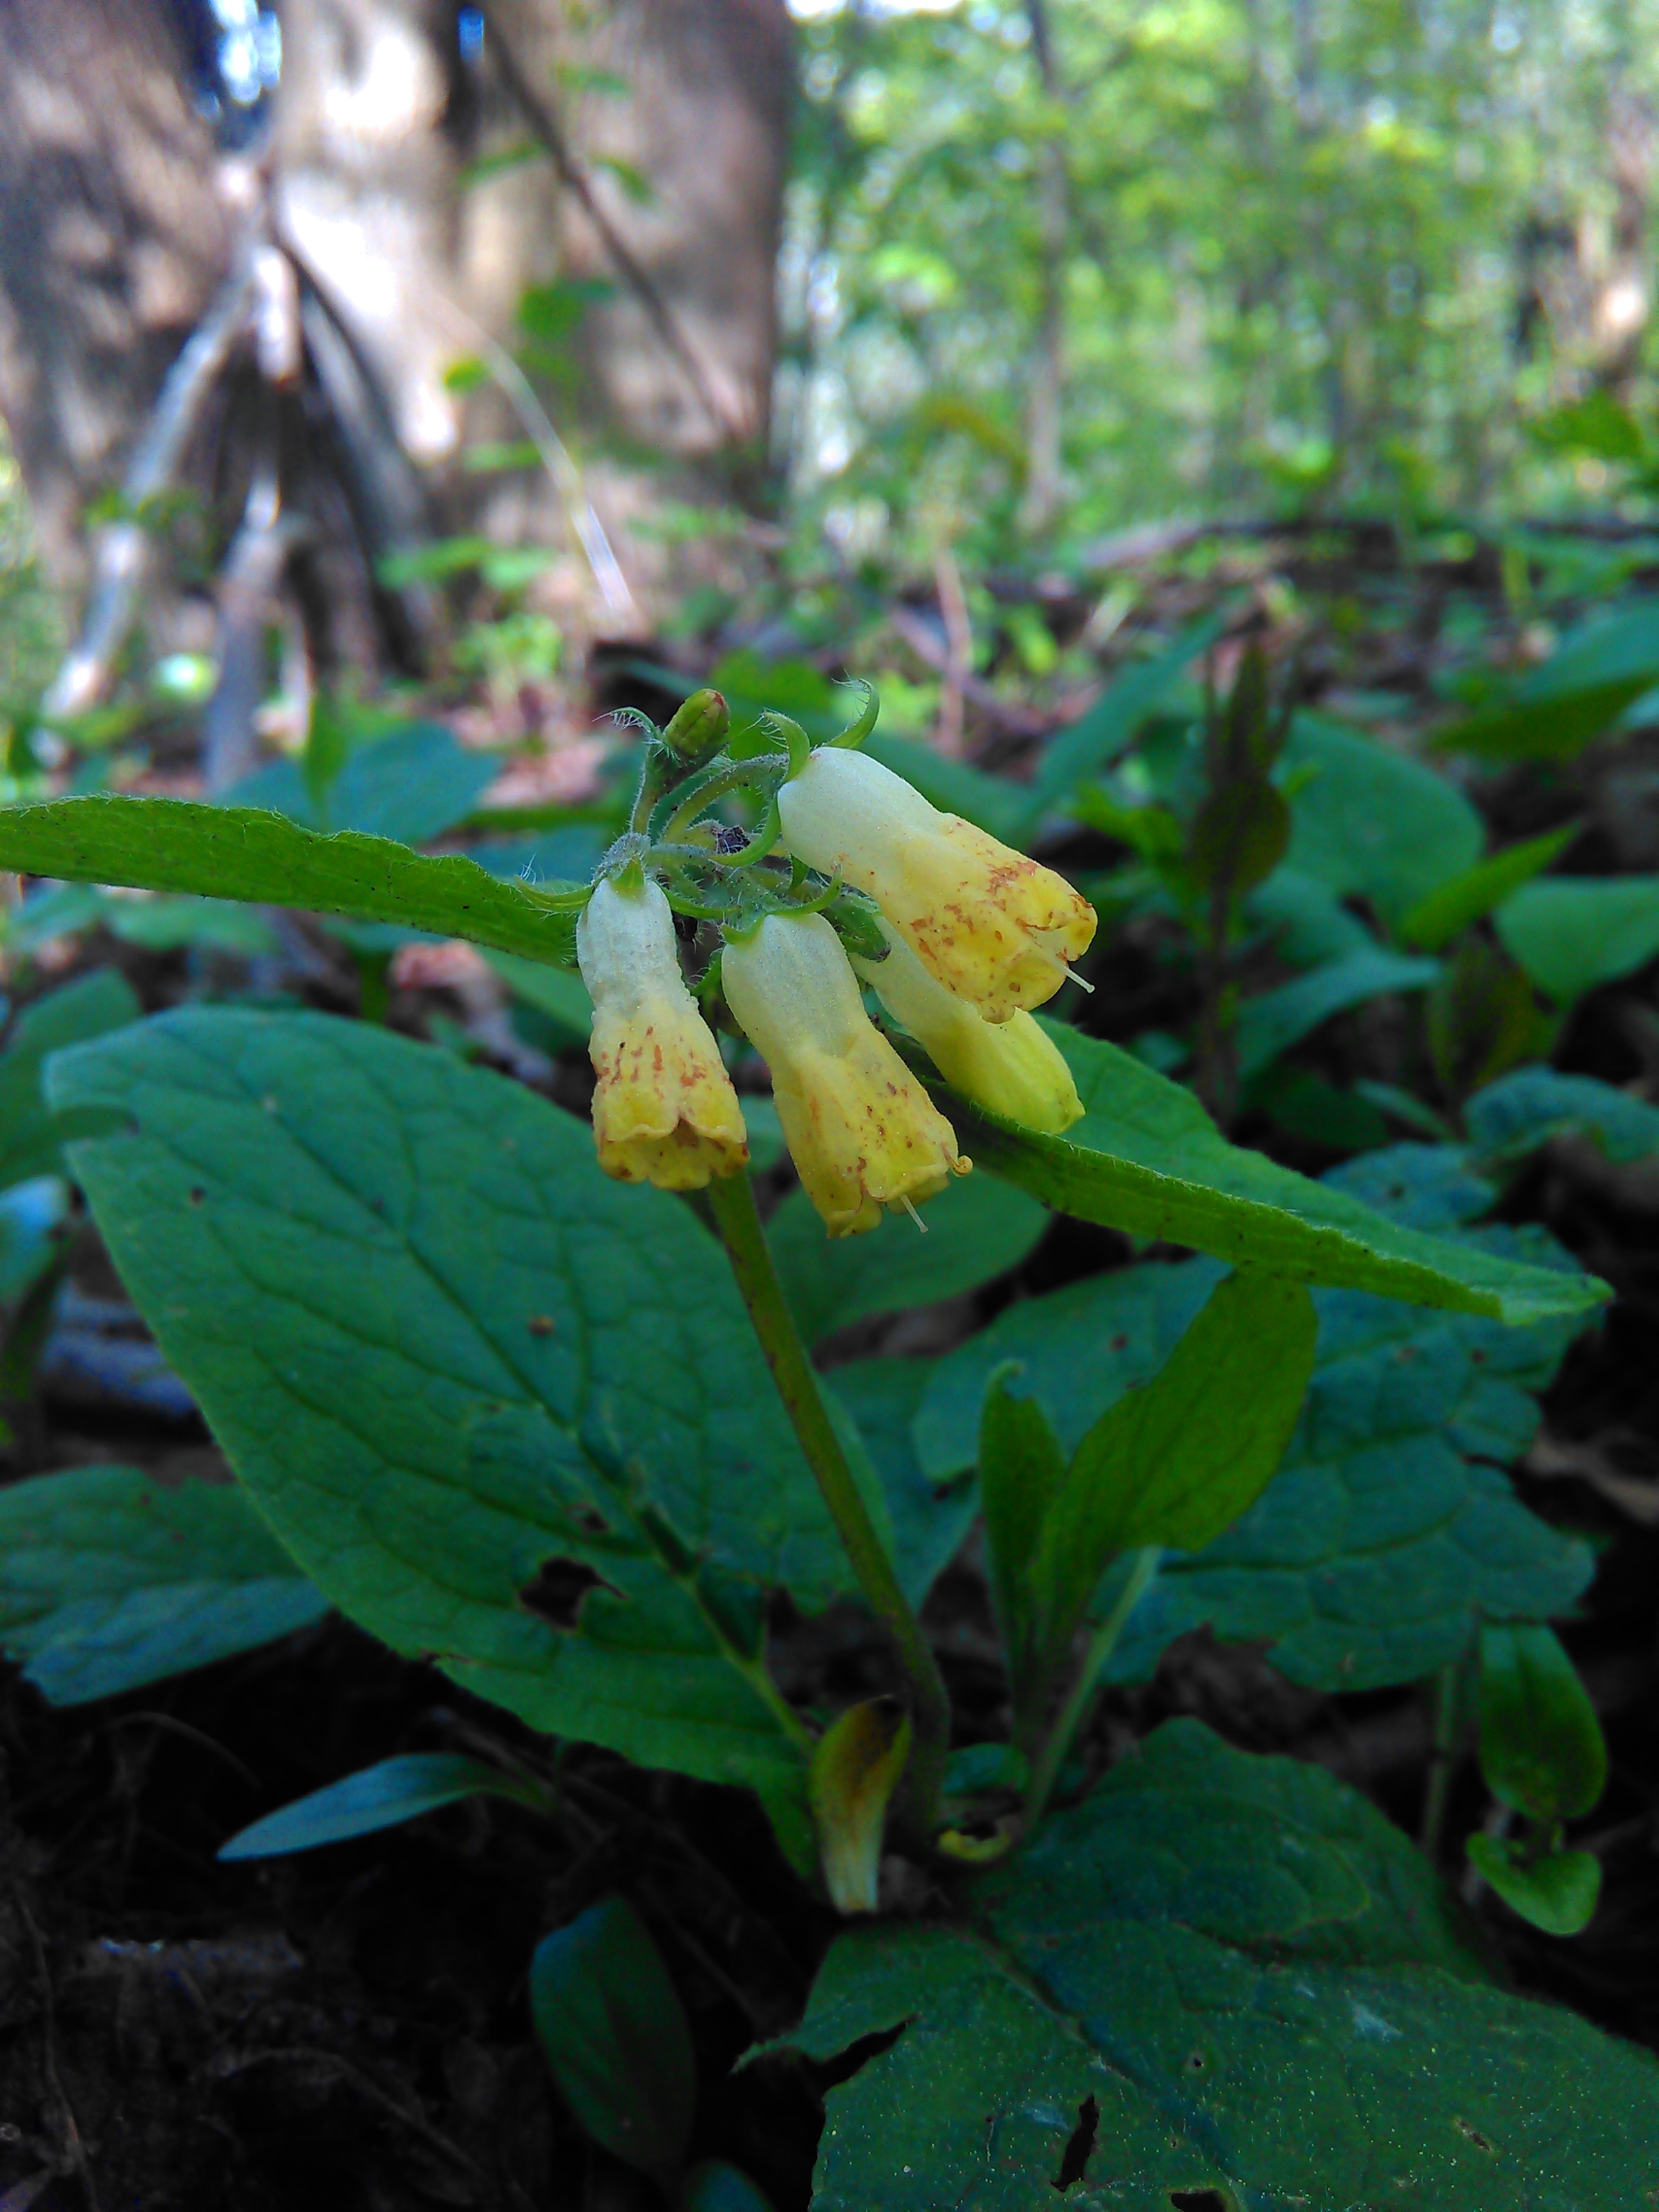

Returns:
569,683,1096,1827
0,684,1653,2201
574,683,1090,1215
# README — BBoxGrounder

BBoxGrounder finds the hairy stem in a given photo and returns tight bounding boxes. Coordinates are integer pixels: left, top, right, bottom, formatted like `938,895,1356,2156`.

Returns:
1024,1547,1160,1829
707,1170,950,1826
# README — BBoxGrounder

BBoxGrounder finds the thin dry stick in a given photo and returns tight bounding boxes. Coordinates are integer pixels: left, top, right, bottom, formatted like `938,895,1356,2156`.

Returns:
479,6,749,449
44,254,260,722
420,287,636,625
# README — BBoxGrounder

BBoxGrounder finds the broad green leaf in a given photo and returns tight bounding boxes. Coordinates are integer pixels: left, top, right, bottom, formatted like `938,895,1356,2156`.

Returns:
826,1358,975,1609
48,1010,852,1847
782,1721,1659,2208
1496,874,1659,1003
1026,610,1225,829
0,1463,326,1705
219,1751,545,1859
1437,599,1659,762
1248,865,1375,968
1466,1064,1659,1166
100,894,278,955
769,1171,1047,1346
0,968,140,1188
917,1153,1593,1695
1236,946,1440,1081
531,1896,695,2187
485,948,594,1045
1027,1275,1314,1674
1435,680,1652,765
1466,1835,1601,1938
0,794,584,965
1477,1622,1607,1822
1281,713,1484,925
957,1021,1604,1324
1398,825,1580,951
225,722,496,846
330,724,498,843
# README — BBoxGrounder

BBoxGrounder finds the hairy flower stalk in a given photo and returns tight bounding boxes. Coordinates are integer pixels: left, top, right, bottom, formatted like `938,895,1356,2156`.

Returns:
776,746,1098,1022
576,877,748,1190
852,921,1085,1136
721,911,970,1237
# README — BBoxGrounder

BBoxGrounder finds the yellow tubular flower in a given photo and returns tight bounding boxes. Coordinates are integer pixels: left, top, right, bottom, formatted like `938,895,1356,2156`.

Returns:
720,912,969,1237
576,877,749,1191
852,922,1085,1136
776,747,1097,1022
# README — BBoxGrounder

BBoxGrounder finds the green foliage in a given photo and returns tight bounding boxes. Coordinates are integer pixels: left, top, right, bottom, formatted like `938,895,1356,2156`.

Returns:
219,1752,545,1859
530,1896,696,2189
769,1170,1047,1346
0,1463,325,1705
1436,599,1659,762
0,968,139,1188
1466,1064,1659,1166
0,795,585,964
780,1723,1659,2207
982,1270,1313,1768
1496,874,1659,1004
50,1009,845,1859
916,1147,1592,1696
959,1022,1604,1323
227,720,496,845
1280,715,1485,928
1476,1624,1606,1825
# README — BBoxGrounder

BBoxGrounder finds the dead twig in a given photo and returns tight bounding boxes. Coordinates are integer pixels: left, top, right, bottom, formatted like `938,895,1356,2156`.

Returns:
478,5,749,449
44,253,261,723
10,1883,99,2212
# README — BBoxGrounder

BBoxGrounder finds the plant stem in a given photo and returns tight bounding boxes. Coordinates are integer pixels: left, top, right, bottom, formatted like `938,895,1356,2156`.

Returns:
1420,1654,1468,1855
706,1170,951,1826
1024,1547,1160,1829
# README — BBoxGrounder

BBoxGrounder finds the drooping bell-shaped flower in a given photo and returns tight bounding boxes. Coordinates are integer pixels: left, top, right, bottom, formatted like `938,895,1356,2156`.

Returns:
576,876,749,1190
720,911,968,1237
777,747,1096,1022
852,921,1085,1136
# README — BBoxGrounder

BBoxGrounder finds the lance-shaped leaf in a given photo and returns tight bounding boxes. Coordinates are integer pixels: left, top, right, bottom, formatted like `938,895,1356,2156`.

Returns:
977,1374,1067,1700
1024,1272,1315,1691
778,1721,1659,2209
957,1022,1604,1324
531,1897,696,2188
48,1010,845,1864
0,794,585,965
1477,1622,1607,1824
219,1752,545,1860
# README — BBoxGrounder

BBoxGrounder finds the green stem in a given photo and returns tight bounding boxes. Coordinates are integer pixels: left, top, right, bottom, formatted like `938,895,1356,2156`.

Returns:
1024,1547,1160,1829
706,1170,950,1826
1420,1654,1469,1855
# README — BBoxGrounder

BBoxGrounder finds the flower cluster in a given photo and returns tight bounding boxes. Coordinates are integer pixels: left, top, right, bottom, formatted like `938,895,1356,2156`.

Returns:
572,687,1095,1237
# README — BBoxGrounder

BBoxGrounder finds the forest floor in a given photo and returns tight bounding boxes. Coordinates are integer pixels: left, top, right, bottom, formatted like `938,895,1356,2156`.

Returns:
3,528,1659,2210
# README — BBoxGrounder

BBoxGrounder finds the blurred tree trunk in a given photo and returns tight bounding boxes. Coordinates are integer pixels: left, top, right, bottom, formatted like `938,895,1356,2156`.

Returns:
0,0,232,585
0,0,793,670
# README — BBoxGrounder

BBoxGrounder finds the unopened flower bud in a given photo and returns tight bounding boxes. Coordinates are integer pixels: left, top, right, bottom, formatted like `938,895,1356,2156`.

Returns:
721,912,968,1237
576,877,748,1190
852,922,1083,1135
660,688,730,768
777,748,1096,1022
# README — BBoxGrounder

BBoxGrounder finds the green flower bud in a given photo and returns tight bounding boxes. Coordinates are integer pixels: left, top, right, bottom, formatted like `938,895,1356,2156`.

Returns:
660,688,730,768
